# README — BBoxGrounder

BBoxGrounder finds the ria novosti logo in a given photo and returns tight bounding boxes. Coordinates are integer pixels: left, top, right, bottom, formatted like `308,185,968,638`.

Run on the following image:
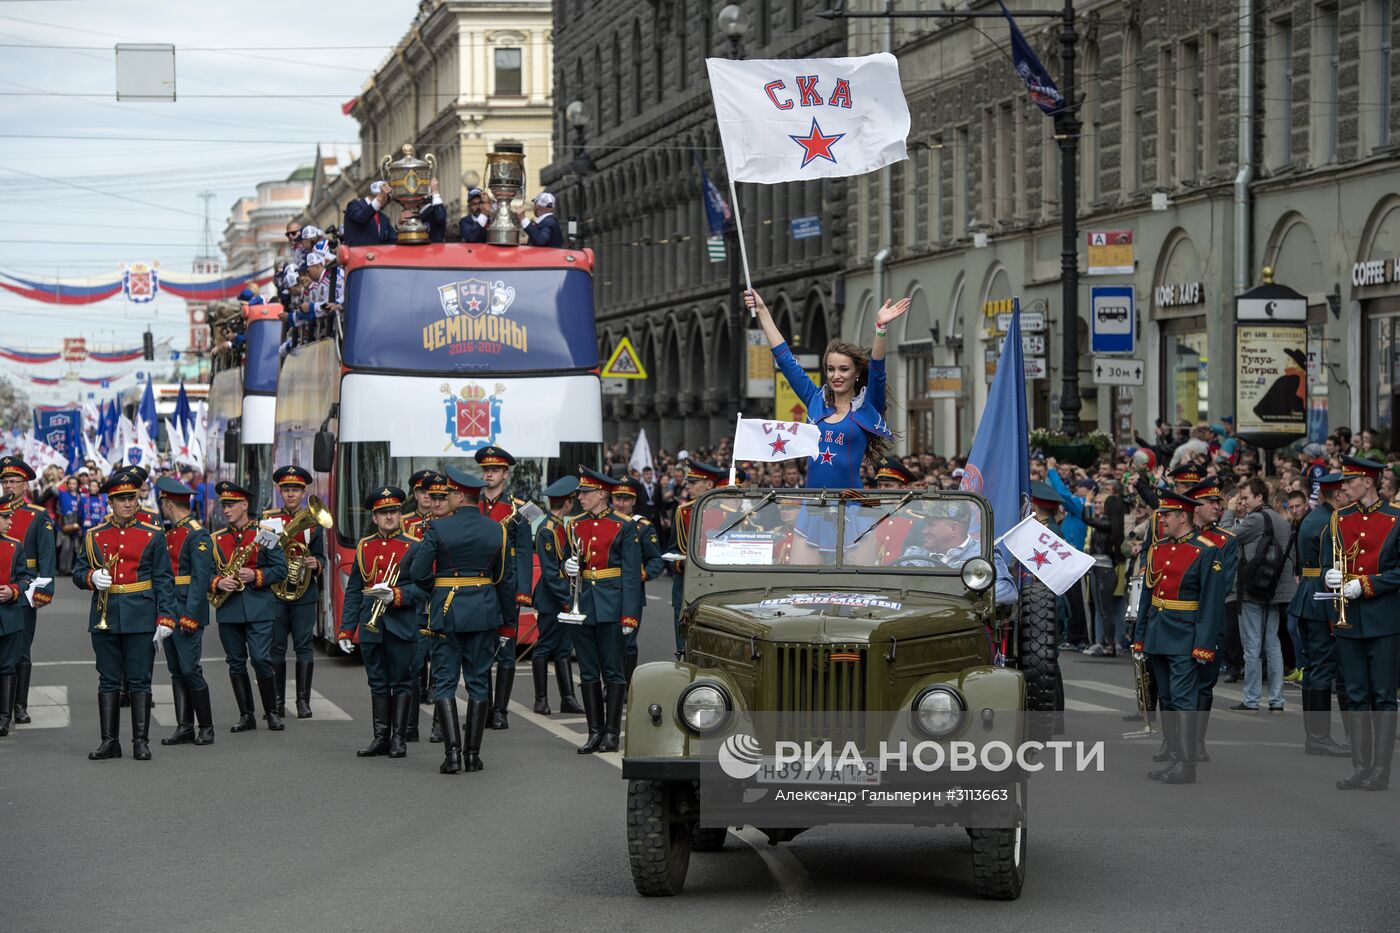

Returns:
718,733,764,779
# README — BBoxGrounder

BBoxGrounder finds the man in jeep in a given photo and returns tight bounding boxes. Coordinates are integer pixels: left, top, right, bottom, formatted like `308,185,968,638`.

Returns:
891,502,1017,604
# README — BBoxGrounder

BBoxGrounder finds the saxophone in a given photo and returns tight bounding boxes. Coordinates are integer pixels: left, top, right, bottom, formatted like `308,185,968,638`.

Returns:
272,496,334,602
209,532,259,609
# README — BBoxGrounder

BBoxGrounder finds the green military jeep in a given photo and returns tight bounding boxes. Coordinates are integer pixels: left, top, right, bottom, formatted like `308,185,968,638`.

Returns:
624,488,1051,900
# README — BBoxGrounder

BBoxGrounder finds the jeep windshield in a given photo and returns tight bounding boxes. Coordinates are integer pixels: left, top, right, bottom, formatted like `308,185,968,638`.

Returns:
689,489,992,572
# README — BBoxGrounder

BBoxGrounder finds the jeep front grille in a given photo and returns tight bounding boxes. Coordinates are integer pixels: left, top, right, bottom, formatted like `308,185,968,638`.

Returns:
774,644,867,714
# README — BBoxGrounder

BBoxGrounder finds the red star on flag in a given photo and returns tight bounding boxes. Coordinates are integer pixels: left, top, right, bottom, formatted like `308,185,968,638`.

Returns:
1030,549,1051,569
789,118,845,169
467,297,482,312
769,436,789,455
818,447,835,464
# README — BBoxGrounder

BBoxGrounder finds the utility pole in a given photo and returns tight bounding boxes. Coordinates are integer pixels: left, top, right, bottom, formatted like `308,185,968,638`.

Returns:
196,190,216,262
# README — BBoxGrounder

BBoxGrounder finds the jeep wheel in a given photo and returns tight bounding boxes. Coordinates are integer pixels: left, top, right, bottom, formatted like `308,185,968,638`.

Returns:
627,779,693,896
968,784,1027,900
1018,579,1061,718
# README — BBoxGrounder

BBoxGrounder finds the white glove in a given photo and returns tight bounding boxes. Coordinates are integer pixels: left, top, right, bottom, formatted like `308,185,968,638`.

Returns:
91,568,112,590
153,626,173,646
338,637,354,653
1342,579,1363,600
1324,568,1343,589
564,557,580,577
368,583,394,603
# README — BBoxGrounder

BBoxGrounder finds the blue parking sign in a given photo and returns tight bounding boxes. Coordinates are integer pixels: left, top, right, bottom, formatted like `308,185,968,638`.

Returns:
1090,286,1135,354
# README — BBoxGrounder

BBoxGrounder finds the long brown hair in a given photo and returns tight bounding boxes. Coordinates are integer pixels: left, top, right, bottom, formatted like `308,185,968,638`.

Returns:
821,340,893,462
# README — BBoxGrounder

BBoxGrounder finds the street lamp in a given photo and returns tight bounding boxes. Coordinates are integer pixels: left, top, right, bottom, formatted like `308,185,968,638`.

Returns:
718,4,748,412
565,100,593,248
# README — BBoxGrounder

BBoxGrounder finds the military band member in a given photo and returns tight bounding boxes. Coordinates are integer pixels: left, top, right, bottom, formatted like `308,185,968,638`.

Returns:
1288,471,1353,757
530,476,585,715
73,470,179,761
873,457,917,562
0,494,36,737
1185,476,1238,763
402,468,436,736
155,476,217,747
211,482,290,733
265,465,326,720
610,477,664,685
1132,490,1222,785
475,446,534,731
408,464,516,775
0,456,56,726
420,473,455,745
339,486,428,759
669,462,725,657
402,469,436,541
1322,456,1400,792
565,468,642,754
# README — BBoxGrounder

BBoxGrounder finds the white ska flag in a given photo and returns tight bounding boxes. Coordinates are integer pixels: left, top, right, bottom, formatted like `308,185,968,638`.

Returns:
996,515,1096,596
706,52,910,184
732,418,821,463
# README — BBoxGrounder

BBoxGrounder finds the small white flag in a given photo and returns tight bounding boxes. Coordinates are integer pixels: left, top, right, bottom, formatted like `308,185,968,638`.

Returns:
629,428,654,474
996,515,1095,596
706,53,910,184
732,418,821,463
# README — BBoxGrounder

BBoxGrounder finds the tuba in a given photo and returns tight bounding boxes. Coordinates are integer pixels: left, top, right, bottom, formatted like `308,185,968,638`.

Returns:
272,496,334,602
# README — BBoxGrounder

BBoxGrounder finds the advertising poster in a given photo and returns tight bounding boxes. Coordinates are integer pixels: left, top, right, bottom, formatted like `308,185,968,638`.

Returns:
1235,324,1308,439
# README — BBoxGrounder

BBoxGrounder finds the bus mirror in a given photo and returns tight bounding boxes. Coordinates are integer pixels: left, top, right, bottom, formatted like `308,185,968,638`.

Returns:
223,427,240,464
313,431,335,474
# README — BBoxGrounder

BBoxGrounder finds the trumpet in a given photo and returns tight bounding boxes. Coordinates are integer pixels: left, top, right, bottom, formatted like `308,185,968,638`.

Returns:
1328,510,1355,630
94,551,118,631
365,553,401,633
558,518,588,625
1121,575,1154,738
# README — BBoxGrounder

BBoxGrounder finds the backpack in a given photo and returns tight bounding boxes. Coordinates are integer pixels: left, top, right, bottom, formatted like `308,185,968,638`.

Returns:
1241,511,1287,603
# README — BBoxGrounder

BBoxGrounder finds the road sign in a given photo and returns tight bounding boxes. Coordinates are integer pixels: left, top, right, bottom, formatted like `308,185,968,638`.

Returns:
1092,356,1145,386
926,366,962,398
1024,357,1047,379
601,336,647,379
996,309,1045,333
601,378,627,396
746,330,774,397
1090,285,1135,354
790,215,822,240
1022,334,1045,356
1087,229,1134,275
776,368,819,423
986,350,1047,382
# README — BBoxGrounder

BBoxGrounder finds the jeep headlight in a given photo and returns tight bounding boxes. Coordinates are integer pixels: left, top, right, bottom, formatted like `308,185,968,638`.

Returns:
912,686,966,737
961,557,995,593
678,682,732,735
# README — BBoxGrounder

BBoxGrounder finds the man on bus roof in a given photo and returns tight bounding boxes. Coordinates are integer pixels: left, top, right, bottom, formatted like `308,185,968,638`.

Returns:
342,180,398,248
517,192,563,248
458,188,491,244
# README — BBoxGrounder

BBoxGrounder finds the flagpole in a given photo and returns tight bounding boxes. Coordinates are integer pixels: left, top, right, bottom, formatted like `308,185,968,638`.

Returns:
726,177,754,298
730,411,742,486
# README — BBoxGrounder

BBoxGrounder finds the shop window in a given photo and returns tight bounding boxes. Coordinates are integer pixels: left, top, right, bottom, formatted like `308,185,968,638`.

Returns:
1161,318,1209,424
1365,312,1400,450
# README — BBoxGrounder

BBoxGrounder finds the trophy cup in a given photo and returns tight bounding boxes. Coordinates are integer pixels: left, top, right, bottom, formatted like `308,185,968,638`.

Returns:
484,149,526,246
378,143,437,245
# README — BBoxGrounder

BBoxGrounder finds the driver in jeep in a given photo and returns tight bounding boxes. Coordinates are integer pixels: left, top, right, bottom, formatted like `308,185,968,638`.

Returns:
894,503,1018,605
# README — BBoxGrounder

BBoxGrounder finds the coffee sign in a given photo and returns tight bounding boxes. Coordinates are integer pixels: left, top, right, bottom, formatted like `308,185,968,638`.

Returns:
1154,282,1203,307
1353,258,1400,287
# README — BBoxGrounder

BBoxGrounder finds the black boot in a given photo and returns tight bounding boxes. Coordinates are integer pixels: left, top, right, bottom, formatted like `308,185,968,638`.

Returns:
488,667,514,729
531,655,551,715
1148,713,1179,780
598,683,626,753
88,692,122,760
273,661,287,718
405,687,421,742
1337,681,1353,742
1159,713,1197,784
119,675,131,708
229,673,257,732
1337,708,1373,790
131,693,153,761
437,699,462,774
191,685,215,745
1304,687,1351,756
13,660,31,724
0,673,14,736
464,698,488,772
624,654,638,687
556,657,584,714
357,695,390,757
1361,711,1395,791
388,692,411,759
161,680,195,745
1196,697,1212,763
1151,732,1172,763
577,682,605,754
429,703,443,743
295,660,314,719
256,674,285,731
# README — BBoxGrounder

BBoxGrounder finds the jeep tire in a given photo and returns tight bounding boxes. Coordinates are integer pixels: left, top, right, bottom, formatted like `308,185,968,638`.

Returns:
967,784,1027,900
1018,578,1061,727
627,779,693,896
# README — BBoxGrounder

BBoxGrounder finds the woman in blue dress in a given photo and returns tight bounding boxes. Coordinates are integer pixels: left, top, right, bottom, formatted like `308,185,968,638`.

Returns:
746,288,910,558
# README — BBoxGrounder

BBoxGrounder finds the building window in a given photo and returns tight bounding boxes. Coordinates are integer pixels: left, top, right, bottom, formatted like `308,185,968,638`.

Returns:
758,0,771,48
1267,18,1293,169
913,143,929,247
1161,317,1209,424
1157,45,1175,186
1121,26,1143,194
494,48,522,96
1371,0,1393,149
953,124,970,238
653,12,665,96
1081,40,1100,208
1177,38,1200,184
930,135,944,245
980,107,994,227
1365,310,1400,449
676,0,688,89
1313,4,1340,164
1202,31,1219,173
631,21,643,117
611,33,622,123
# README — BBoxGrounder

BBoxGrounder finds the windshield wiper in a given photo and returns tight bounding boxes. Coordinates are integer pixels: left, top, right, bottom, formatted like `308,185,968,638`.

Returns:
714,491,776,539
852,491,916,545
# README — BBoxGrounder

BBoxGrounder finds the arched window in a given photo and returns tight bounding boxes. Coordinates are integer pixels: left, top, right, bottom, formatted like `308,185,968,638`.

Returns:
611,33,622,125
1121,24,1143,194
676,0,688,89
631,20,643,117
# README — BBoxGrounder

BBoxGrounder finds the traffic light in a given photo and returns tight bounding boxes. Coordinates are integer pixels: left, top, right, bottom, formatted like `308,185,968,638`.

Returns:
142,330,155,361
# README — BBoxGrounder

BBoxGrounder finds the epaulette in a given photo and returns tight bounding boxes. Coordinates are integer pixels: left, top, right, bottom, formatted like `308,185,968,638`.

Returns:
188,519,203,531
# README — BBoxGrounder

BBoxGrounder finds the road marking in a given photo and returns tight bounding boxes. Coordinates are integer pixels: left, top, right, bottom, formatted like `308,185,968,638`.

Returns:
16,685,69,728
23,685,351,727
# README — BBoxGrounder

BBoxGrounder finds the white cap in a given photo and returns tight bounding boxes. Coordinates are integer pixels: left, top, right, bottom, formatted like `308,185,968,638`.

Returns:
531,192,555,208
370,180,390,195
299,224,322,240
677,449,690,461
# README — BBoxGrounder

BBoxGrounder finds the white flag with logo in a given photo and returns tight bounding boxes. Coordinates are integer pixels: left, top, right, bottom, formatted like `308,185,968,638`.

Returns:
706,53,910,184
996,515,1095,596
732,418,821,463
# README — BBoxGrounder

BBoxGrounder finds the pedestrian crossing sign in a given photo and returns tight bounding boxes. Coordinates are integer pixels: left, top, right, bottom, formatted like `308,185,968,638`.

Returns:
601,337,647,379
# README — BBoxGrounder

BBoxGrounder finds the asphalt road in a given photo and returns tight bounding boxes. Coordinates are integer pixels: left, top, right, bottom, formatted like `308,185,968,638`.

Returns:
2,578,1398,932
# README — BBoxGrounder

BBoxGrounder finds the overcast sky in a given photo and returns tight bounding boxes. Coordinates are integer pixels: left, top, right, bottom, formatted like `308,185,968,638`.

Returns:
0,0,419,395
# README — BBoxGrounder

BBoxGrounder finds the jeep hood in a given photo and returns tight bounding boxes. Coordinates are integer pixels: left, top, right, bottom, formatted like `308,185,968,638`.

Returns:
688,586,989,644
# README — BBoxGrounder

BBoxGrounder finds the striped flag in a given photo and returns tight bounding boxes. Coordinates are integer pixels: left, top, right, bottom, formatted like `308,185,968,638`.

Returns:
707,236,726,264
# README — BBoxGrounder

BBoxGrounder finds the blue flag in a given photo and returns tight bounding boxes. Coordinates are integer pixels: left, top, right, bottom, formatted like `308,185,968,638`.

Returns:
173,380,194,436
33,407,82,473
960,300,1030,552
101,399,118,452
999,2,1065,116
138,378,158,437
693,151,734,236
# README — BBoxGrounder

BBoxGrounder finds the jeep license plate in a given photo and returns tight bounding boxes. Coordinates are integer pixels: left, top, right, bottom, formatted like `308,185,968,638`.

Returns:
756,759,881,786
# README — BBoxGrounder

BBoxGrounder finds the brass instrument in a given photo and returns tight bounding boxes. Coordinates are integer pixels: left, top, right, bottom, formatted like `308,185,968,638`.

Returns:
558,517,587,624
1327,510,1355,630
1122,574,1155,738
94,550,118,631
209,531,260,610
272,496,334,603
365,553,401,633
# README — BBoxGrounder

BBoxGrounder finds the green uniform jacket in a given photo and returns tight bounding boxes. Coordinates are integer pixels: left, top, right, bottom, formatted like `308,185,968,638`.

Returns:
575,510,642,628
479,494,535,616
1320,498,1400,639
1135,531,1223,661
209,526,290,625
0,534,34,635
166,515,215,629
407,508,515,636
11,502,55,609
1287,503,1332,622
532,515,572,615
73,518,179,634
341,532,429,643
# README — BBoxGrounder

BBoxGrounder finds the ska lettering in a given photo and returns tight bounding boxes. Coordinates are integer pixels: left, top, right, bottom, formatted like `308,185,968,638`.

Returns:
763,75,854,110
822,430,847,446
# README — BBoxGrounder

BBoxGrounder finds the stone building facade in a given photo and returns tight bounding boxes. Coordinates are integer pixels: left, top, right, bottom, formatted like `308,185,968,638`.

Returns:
219,167,312,277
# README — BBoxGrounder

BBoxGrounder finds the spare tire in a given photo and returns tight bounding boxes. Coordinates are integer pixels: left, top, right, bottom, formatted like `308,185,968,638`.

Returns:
1017,579,1061,717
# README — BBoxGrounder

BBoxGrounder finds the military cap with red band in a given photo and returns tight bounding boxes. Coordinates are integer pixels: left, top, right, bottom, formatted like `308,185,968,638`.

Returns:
474,446,516,469
1340,455,1383,480
0,456,35,481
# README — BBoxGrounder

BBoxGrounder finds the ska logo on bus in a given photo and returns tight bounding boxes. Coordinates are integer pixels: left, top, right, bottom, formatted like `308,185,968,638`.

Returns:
426,277,529,356
441,382,504,453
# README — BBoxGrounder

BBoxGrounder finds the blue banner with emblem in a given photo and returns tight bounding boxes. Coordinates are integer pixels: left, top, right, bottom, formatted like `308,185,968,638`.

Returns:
33,407,82,472
342,267,598,373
